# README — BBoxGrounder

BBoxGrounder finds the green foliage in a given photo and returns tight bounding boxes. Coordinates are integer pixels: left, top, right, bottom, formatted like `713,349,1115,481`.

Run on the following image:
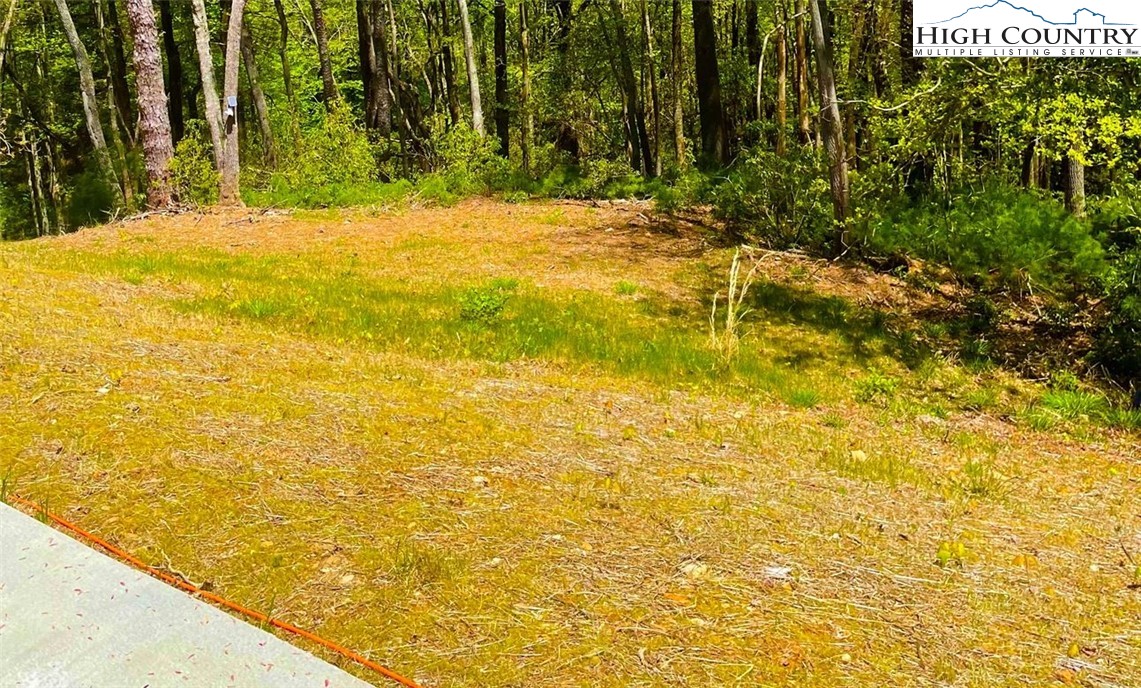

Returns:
862,186,1105,294
854,371,900,404
65,166,119,228
707,147,831,249
459,282,515,324
169,121,219,207
281,104,376,189
1091,245,1141,381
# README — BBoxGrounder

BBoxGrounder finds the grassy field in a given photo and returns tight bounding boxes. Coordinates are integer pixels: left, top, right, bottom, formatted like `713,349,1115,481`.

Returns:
1,200,1138,687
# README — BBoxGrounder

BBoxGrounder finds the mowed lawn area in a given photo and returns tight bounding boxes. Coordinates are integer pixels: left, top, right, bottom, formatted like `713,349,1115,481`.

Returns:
1,200,1138,687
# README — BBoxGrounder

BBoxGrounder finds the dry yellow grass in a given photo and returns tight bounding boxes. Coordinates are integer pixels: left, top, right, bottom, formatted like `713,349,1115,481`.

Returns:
1,200,1138,687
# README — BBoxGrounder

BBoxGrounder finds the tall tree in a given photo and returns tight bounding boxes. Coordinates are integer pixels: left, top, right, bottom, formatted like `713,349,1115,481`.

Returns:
240,18,274,167
1065,156,1085,218
519,0,532,173
807,0,849,253
640,0,661,177
124,0,174,207
309,0,338,110
775,5,788,155
439,0,462,127
368,0,391,134
671,0,685,167
100,0,135,142
158,0,184,143
189,0,222,170
219,0,247,204
692,0,727,167
50,0,117,188
899,0,920,89
456,0,483,134
794,0,810,144
493,0,508,155
608,0,653,175
0,0,17,86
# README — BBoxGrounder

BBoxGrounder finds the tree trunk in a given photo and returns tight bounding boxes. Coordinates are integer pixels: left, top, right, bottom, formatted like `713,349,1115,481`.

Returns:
309,0,338,110
189,0,223,171
51,0,118,188
641,0,661,177
438,0,461,127
609,0,653,176
692,0,727,168
456,0,484,135
241,18,274,167
493,0,508,155
356,0,375,118
671,0,684,167
0,0,17,88
369,0,392,135
272,0,294,105
807,0,849,254
219,0,247,204
124,0,175,208
899,0,920,89
746,0,761,119
103,0,135,142
158,0,184,143
519,0,532,173
1065,154,1085,218
551,0,578,160
775,1,788,156
794,0,810,145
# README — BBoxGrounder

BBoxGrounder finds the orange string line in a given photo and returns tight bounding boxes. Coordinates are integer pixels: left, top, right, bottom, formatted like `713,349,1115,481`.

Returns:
7,493,423,688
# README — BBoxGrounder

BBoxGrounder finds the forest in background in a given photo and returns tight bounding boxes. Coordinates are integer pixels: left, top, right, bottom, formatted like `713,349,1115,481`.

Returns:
0,0,1139,390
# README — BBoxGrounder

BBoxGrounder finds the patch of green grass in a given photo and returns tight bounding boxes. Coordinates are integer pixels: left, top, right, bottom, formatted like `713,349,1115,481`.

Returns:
951,460,1009,500
784,387,822,409
1039,390,1109,420
56,249,820,395
385,539,460,586
614,280,639,296
854,371,899,404
822,448,926,487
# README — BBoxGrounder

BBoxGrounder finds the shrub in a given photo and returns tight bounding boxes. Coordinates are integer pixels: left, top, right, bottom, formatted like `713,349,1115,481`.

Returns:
459,283,513,324
860,185,1105,294
707,147,831,249
281,103,376,189
1092,244,1141,381
169,120,219,206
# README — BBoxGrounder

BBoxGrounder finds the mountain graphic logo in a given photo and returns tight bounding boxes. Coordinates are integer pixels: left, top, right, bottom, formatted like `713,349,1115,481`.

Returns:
935,1,1133,26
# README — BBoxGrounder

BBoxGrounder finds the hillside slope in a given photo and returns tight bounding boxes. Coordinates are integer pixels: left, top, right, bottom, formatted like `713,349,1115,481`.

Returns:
1,201,1138,687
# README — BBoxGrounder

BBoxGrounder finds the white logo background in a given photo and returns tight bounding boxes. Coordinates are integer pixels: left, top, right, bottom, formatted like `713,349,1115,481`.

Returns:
916,0,1141,27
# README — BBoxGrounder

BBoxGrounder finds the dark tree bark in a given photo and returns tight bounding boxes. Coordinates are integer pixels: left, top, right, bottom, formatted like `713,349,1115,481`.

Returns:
369,0,392,134
356,0,375,113
775,1,788,155
551,0,578,160
439,0,461,127
272,0,294,104
808,0,850,254
158,0,184,143
104,0,135,142
607,0,653,175
240,18,275,167
0,0,18,91
900,0,921,89
1065,155,1085,218
671,0,684,167
641,0,661,177
692,0,727,168
746,0,760,68
794,0,810,144
125,0,174,207
309,0,338,110
493,0,508,156
519,0,532,173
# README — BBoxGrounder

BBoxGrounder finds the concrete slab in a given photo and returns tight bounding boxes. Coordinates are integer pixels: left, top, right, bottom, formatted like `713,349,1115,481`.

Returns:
0,502,375,687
